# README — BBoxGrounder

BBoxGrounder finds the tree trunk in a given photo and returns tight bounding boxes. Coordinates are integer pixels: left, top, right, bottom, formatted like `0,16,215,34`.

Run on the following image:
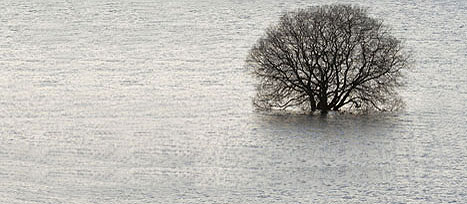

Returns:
317,96,329,113
309,97,316,112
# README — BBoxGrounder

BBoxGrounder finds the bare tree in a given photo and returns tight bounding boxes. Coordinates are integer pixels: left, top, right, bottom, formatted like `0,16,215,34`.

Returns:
247,4,409,113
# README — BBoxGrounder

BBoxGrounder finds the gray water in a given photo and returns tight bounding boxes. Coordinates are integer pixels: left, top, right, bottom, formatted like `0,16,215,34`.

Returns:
1,0,466,203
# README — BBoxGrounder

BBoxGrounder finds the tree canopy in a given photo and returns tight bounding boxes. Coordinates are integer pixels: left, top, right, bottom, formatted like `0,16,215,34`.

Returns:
247,4,409,113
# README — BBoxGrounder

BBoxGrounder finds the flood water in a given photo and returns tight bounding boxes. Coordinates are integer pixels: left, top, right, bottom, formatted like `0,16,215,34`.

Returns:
1,0,466,203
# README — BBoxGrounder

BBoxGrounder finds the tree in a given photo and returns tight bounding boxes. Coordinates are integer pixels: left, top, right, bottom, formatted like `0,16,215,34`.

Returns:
247,4,409,113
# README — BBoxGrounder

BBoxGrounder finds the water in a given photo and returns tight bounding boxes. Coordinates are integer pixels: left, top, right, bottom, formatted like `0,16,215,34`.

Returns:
0,0,466,203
